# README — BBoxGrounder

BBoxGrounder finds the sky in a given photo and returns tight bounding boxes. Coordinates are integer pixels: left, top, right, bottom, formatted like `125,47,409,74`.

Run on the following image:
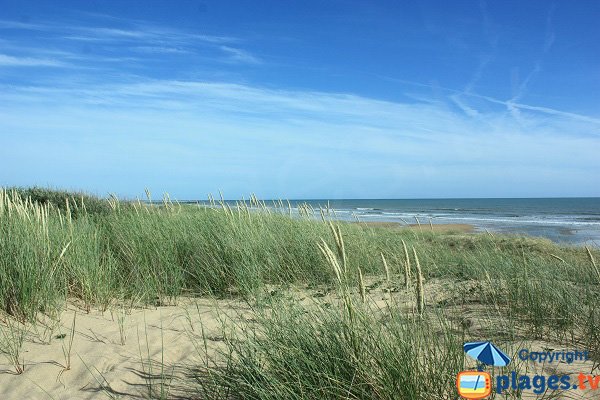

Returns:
0,0,599,199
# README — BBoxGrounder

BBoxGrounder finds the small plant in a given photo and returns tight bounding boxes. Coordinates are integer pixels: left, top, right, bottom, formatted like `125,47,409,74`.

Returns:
113,305,128,346
60,311,77,371
401,239,411,289
381,252,390,284
79,355,118,399
30,307,62,345
137,313,174,399
412,246,425,316
586,246,600,283
357,266,366,303
0,316,28,374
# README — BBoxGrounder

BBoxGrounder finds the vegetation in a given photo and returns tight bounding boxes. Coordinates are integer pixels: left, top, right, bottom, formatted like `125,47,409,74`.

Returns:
0,187,598,398
4,186,114,217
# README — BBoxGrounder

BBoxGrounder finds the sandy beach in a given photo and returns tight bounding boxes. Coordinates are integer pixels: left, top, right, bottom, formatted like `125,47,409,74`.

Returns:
2,282,598,399
0,299,245,399
358,221,475,233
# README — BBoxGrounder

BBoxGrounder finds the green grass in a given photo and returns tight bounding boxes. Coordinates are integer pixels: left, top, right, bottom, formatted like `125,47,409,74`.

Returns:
4,186,114,217
1,187,599,397
202,300,464,400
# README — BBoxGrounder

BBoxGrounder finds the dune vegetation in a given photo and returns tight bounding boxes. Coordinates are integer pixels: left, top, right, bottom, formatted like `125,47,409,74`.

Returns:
0,187,598,399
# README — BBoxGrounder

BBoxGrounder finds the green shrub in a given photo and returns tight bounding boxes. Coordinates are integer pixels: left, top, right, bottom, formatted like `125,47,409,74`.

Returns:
5,186,112,217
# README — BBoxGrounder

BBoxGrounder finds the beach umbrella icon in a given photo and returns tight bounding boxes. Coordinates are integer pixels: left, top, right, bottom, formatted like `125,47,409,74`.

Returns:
464,341,511,367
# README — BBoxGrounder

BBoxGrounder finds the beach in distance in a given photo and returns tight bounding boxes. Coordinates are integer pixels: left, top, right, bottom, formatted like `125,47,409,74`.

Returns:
195,198,600,246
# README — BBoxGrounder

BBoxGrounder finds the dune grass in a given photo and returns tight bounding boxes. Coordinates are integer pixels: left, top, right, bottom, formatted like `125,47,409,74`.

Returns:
201,300,465,400
0,187,599,398
190,217,599,399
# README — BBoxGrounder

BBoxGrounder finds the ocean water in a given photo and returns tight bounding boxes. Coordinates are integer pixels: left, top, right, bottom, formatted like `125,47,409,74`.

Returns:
281,198,600,246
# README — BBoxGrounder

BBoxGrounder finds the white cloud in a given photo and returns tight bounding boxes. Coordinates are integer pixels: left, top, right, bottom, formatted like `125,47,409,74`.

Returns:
1,78,598,197
66,25,236,45
0,20,47,30
0,54,65,67
1,16,258,68
219,46,261,64
463,92,600,126
0,10,598,197
131,46,190,54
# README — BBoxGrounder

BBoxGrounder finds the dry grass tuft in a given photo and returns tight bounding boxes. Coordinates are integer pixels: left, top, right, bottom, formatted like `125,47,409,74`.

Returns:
412,246,425,316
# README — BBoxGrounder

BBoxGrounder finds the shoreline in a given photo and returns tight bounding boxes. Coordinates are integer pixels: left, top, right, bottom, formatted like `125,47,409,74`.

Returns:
352,219,599,247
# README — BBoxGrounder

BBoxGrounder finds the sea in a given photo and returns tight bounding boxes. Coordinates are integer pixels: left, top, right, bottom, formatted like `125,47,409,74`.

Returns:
275,198,600,247
188,197,600,246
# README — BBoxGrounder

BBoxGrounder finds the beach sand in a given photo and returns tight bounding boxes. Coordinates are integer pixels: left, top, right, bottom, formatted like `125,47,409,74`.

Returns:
358,221,475,233
1,280,598,399
0,299,249,399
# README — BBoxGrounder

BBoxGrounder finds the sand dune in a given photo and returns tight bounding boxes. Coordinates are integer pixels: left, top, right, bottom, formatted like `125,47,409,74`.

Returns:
0,298,248,399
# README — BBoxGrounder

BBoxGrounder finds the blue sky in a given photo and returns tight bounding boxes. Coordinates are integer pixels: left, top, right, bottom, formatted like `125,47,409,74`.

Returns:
1,0,599,199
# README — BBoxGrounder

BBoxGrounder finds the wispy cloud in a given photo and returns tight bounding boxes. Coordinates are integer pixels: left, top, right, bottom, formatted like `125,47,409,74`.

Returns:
1,78,598,197
0,75,598,197
450,2,563,125
543,3,556,53
0,20,47,30
66,25,236,45
0,9,597,197
76,27,150,39
0,17,234,44
507,4,557,121
0,54,65,67
131,46,190,54
0,18,262,66
219,46,262,64
450,0,497,118
462,91,600,126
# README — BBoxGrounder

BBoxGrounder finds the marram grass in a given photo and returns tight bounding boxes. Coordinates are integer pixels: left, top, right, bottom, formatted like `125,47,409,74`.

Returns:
1,187,599,327
1,187,599,398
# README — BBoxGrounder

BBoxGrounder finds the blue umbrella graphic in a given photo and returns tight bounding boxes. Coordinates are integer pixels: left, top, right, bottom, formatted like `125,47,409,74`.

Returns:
464,341,511,367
